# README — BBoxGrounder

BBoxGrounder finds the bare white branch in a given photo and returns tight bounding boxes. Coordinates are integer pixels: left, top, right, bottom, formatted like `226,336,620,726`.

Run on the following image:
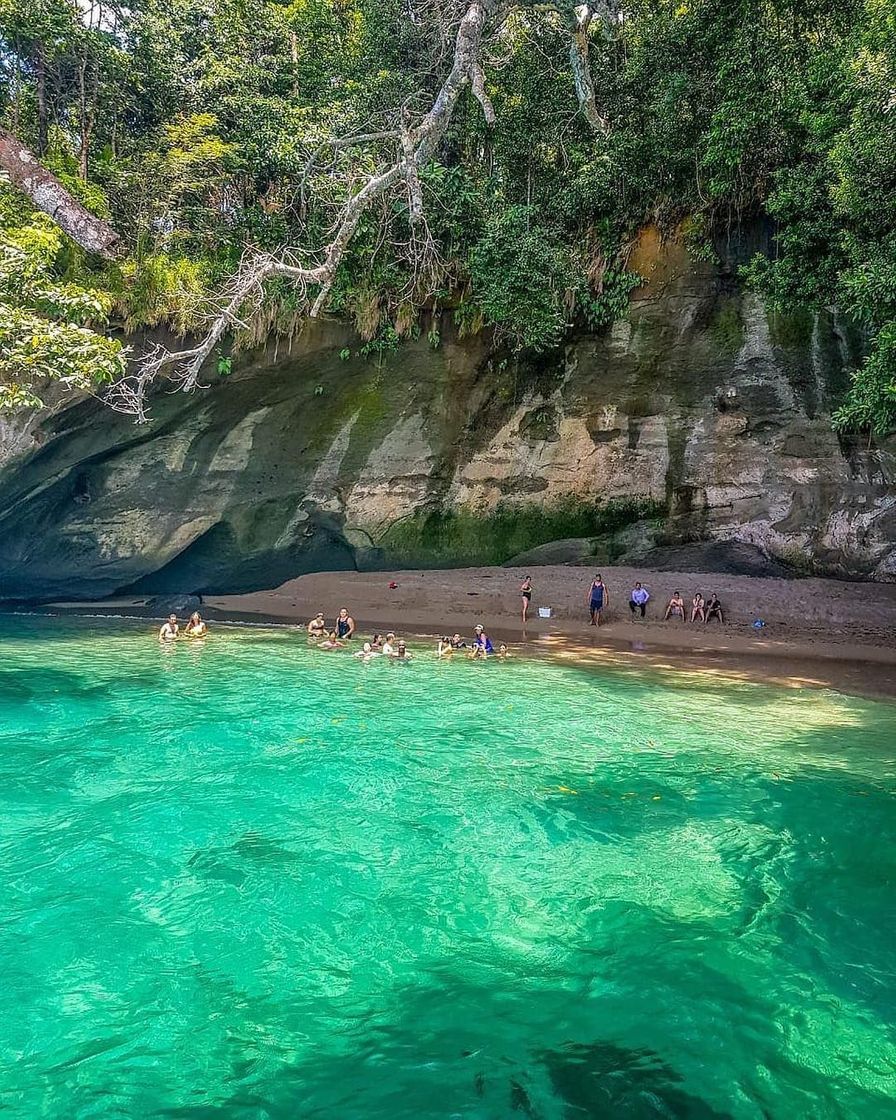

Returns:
566,4,609,134
471,63,496,125
114,1,496,421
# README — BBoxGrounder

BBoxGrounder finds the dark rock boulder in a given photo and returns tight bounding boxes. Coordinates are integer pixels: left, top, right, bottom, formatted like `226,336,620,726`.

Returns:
144,593,203,616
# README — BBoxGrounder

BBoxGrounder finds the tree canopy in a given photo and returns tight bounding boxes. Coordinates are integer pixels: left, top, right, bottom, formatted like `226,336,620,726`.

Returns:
0,0,894,432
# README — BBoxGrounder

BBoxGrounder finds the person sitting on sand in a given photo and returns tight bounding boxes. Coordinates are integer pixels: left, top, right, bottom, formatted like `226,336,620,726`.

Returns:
472,625,494,658
629,582,650,619
319,630,344,650
450,633,467,650
159,614,179,641
520,575,532,623
690,593,706,623
307,612,326,638
335,608,355,640
705,593,725,624
586,574,608,627
381,633,396,656
664,591,686,621
354,641,378,660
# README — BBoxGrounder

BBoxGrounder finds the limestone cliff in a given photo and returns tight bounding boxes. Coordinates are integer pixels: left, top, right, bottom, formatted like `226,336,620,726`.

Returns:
0,229,893,601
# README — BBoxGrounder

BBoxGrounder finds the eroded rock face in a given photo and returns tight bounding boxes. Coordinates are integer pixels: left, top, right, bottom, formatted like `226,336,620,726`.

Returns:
0,230,893,600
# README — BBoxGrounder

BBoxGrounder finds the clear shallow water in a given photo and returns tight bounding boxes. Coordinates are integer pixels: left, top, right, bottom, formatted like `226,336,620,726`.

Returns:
2,616,896,1120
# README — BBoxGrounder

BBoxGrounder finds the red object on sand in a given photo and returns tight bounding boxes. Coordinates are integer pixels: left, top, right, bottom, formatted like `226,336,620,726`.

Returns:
389,581,398,589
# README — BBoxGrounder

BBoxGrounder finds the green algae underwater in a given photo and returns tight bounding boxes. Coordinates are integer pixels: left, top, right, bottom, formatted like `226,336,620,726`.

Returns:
1,615,895,1119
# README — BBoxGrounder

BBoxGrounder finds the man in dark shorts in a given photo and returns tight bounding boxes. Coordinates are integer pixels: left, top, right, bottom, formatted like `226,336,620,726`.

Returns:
586,574,608,626
706,593,725,623
629,582,650,619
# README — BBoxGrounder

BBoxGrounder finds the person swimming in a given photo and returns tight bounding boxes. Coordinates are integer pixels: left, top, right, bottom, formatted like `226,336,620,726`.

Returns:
307,612,326,638
450,633,466,650
498,643,509,659
393,639,411,660
472,625,494,657
158,614,179,641
381,633,396,656
370,633,383,650
319,630,344,650
184,611,208,637
335,608,355,640
437,636,453,658
354,641,378,660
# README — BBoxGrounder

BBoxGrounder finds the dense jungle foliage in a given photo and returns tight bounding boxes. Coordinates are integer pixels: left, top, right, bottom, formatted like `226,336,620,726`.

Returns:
0,0,894,431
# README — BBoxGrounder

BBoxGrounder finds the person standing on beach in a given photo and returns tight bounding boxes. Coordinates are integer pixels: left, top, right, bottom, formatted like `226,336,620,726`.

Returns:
629,582,650,619
586,575,608,626
520,575,532,623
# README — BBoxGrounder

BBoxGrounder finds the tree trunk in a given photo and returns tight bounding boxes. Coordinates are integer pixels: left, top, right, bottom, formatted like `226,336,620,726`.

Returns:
0,128,122,257
78,54,99,181
35,47,48,155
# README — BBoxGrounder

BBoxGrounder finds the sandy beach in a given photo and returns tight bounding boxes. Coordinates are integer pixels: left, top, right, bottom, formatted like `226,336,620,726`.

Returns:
201,564,896,695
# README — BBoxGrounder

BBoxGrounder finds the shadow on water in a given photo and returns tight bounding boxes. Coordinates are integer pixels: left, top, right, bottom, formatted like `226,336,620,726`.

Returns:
186,830,305,888
151,1036,736,1120
0,666,111,703
146,978,896,1120
537,1040,733,1119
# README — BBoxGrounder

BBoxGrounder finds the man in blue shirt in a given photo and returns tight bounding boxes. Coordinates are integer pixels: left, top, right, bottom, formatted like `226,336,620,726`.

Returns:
629,581,650,619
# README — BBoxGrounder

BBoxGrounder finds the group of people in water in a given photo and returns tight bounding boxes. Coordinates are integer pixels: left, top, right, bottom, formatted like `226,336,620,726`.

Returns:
515,574,725,627
158,611,208,640
306,609,508,661
158,605,507,662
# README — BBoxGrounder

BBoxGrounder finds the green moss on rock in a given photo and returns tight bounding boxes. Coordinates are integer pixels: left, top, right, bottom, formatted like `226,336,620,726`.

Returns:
708,299,746,355
376,497,665,568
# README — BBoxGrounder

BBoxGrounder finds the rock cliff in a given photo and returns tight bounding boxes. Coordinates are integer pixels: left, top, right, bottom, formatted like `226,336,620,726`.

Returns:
0,228,893,601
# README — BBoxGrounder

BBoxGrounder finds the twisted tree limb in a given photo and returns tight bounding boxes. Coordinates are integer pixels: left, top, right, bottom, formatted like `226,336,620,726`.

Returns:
0,128,122,258
565,3,614,134
112,0,495,418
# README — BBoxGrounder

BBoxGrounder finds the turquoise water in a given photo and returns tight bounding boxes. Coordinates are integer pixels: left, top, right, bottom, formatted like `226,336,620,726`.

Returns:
2,616,896,1119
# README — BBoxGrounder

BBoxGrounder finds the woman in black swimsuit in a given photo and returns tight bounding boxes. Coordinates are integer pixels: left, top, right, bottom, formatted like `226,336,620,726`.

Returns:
335,607,355,640
520,575,532,623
